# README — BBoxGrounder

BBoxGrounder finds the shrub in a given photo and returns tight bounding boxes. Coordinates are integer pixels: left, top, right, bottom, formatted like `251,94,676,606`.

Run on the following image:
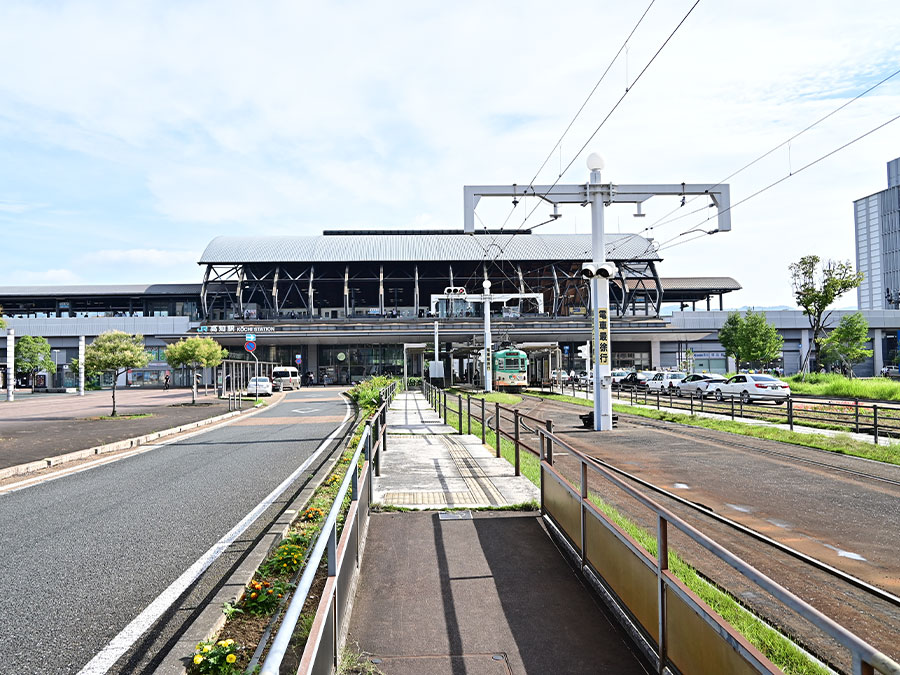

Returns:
347,376,394,409
242,578,292,615
406,376,422,388
189,638,241,674
261,541,307,577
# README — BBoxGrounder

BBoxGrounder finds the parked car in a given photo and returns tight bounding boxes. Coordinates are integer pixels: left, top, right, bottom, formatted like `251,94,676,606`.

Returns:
647,371,686,392
618,371,651,389
550,369,570,382
610,370,629,384
271,366,301,391
247,376,273,397
676,373,727,397
711,374,791,403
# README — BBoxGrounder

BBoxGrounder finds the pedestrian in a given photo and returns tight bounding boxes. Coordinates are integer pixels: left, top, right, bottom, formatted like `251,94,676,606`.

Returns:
163,374,170,391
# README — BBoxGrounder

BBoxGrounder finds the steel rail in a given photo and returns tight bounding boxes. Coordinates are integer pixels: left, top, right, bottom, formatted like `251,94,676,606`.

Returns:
538,426,900,675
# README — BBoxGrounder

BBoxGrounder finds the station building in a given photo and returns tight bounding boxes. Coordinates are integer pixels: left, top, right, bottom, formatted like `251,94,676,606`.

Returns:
1,228,897,387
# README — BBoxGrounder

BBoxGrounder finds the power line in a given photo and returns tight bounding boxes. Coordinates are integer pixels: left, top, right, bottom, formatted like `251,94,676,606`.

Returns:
656,110,900,252
488,0,702,265
638,64,900,237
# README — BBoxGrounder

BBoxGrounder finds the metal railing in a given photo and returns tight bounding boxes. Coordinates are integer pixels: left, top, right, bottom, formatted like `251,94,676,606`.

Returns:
537,426,900,675
422,381,549,475
533,379,900,442
260,380,398,675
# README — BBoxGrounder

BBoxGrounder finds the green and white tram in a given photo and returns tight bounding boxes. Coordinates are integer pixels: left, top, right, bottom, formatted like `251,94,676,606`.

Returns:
492,347,528,390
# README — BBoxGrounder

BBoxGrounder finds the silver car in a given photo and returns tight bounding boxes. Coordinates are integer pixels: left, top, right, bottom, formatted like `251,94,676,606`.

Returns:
711,374,791,403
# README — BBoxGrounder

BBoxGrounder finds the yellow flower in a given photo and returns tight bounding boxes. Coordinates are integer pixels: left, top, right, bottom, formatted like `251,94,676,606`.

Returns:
203,645,211,652
225,639,234,646
218,640,227,647
193,654,204,664
226,654,237,664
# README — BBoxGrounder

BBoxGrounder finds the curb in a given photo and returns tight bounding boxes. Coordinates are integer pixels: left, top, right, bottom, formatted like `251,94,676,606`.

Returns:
155,396,359,674
0,400,270,482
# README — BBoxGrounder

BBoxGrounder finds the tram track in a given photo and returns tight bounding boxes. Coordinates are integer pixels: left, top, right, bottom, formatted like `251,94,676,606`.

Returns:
495,394,900,667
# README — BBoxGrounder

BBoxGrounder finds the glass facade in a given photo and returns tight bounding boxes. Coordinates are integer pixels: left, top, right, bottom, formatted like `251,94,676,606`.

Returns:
318,344,404,384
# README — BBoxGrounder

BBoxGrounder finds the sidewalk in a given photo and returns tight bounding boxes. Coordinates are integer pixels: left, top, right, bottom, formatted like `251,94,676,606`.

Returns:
345,391,649,674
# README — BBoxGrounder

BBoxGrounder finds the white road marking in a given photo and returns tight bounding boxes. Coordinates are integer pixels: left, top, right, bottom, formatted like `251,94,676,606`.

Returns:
824,544,867,561
292,407,320,413
77,397,352,674
673,482,690,489
1,406,268,496
725,503,752,513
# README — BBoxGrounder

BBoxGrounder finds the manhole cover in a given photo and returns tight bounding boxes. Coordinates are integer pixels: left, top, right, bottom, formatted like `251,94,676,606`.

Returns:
438,510,473,520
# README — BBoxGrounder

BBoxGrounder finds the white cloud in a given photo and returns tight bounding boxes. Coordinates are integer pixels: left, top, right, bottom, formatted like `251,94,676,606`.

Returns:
79,249,197,266
7,268,81,285
0,0,898,301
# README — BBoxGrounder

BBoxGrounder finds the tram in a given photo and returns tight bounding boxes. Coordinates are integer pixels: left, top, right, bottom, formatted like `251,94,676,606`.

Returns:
492,346,529,391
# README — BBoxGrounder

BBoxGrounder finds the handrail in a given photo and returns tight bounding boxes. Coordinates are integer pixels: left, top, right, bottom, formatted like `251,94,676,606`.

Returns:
260,380,397,675
537,425,900,675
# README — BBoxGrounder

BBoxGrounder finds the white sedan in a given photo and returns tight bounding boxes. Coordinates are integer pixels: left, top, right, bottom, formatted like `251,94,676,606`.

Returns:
711,374,791,403
676,373,727,397
247,376,273,397
647,372,686,392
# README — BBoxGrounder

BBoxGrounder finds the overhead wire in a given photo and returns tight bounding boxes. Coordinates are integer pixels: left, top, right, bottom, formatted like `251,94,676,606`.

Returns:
488,0,702,267
655,110,900,252
471,0,660,272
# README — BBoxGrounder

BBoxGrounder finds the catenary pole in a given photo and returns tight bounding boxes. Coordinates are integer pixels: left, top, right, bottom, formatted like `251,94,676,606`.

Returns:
483,280,492,393
590,159,613,431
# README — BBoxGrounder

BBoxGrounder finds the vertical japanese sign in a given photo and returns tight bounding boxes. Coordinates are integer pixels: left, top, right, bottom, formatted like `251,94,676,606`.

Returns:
595,307,610,366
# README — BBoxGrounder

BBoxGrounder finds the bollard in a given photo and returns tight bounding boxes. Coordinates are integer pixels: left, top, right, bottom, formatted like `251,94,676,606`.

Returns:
514,410,521,476
495,401,501,458
545,419,554,465
873,404,879,444
787,397,794,431
467,395,472,435
481,398,486,444
458,394,463,434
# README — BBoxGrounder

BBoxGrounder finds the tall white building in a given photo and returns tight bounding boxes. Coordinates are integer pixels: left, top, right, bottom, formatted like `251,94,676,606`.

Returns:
855,157,900,309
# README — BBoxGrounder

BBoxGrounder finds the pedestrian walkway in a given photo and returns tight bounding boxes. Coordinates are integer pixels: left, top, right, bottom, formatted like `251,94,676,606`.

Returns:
346,389,648,674
374,391,537,508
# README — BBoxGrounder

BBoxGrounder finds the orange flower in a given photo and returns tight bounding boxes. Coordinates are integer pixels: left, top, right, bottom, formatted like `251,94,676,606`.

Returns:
250,592,257,599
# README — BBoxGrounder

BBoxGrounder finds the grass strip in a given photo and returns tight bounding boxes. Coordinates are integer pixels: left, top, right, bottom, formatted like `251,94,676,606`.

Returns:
786,373,900,401
446,388,523,405
442,390,832,675
524,390,900,466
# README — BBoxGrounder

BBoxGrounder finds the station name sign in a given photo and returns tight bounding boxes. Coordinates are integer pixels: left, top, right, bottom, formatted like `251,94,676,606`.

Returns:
195,325,276,334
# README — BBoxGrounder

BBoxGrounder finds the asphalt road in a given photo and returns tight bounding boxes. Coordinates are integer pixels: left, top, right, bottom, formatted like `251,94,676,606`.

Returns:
0,388,352,674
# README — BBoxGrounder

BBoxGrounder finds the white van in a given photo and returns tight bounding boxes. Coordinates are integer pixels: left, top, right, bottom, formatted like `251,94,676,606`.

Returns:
271,367,301,391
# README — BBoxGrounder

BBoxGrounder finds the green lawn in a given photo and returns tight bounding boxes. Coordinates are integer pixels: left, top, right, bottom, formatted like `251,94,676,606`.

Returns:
786,373,900,401
447,388,523,405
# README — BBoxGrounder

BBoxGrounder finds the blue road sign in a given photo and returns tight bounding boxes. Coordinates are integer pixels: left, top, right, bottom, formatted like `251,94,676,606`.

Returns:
244,341,256,353
295,355,303,365
245,333,256,341
563,345,570,355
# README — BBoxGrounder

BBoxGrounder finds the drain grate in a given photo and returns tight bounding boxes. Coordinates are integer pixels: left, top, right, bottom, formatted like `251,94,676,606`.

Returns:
438,510,473,520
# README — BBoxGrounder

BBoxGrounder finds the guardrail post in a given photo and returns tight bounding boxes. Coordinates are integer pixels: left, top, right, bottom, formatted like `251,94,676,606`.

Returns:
467,395,472,435
657,515,669,674
580,459,587,565
514,410,521,476
730,395,735,420
495,401,501,457
545,419,553,465
739,397,744,418
458,394,463,434
327,522,337,576
855,398,860,433
481,398,486,444
873,404,879,444
656,390,660,410
382,403,388,455
442,389,447,423
788,397,794,431
689,392,694,415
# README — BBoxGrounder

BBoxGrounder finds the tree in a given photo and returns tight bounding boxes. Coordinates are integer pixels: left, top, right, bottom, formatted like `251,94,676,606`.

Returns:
0,305,6,329
718,312,745,365
165,337,228,404
84,331,150,416
789,255,863,378
15,335,56,393
819,313,872,377
717,310,783,370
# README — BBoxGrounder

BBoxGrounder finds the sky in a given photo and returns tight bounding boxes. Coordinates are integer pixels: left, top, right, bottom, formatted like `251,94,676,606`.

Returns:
1,0,899,309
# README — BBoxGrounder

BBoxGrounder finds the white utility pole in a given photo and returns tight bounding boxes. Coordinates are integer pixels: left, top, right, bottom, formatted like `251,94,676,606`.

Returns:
78,335,85,396
463,159,731,431
483,280,492,392
588,154,613,430
6,329,14,402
